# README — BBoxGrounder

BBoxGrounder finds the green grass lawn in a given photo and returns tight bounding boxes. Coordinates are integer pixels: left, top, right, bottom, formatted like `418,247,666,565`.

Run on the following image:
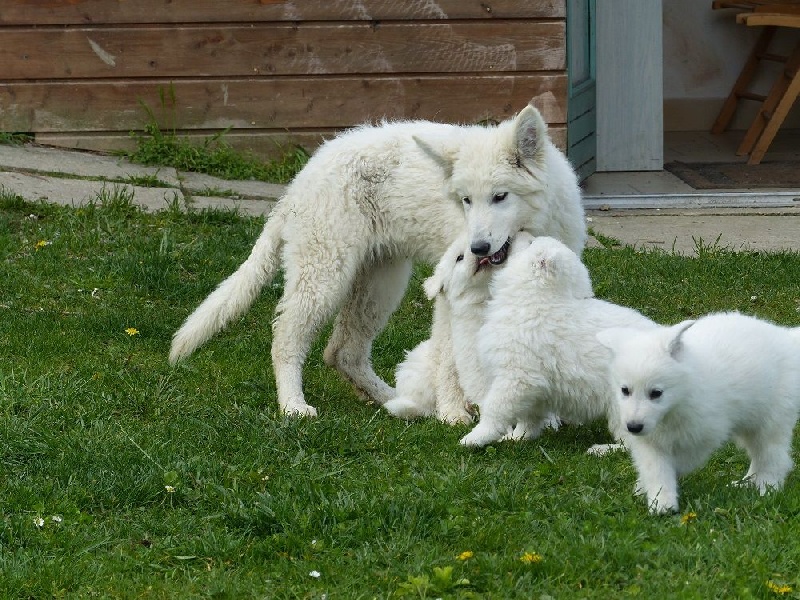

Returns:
2,189,799,599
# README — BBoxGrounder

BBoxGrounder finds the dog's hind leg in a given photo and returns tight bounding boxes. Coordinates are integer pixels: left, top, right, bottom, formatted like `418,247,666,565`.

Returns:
324,257,413,405
271,248,361,417
734,427,794,494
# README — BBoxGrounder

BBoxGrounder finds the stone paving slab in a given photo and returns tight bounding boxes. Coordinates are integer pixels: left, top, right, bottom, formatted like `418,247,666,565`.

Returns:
180,171,285,201
0,170,184,212
587,208,800,254
0,144,180,186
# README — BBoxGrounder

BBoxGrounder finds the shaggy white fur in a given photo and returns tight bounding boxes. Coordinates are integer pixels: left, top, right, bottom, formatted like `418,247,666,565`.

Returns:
460,236,656,448
598,314,800,514
385,232,540,425
169,104,586,417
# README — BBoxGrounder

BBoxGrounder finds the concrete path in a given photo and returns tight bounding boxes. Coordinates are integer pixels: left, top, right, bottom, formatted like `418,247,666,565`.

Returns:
1,143,798,255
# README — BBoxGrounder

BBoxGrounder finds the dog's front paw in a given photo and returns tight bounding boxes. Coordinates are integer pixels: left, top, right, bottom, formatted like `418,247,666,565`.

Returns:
587,443,625,457
282,401,318,418
460,424,503,447
646,491,678,515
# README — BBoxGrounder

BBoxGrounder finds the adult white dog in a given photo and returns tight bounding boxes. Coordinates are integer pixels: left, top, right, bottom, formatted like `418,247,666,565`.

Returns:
460,236,656,447
598,313,800,514
169,104,586,417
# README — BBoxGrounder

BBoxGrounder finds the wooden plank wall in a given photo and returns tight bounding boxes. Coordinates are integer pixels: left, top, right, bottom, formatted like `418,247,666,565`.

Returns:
0,1,568,159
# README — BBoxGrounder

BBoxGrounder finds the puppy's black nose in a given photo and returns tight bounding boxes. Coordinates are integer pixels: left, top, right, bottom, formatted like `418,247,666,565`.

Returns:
471,241,491,256
627,422,644,434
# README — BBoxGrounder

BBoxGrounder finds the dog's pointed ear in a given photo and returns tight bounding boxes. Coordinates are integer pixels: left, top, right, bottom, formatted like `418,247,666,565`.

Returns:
413,135,455,179
596,328,631,353
513,104,548,168
667,320,696,360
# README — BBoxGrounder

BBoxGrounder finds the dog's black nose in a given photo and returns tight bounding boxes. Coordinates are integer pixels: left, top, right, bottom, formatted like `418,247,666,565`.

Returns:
471,241,491,256
627,422,644,434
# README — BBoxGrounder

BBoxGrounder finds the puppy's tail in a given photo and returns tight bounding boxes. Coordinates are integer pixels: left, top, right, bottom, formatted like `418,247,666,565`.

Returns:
169,205,287,364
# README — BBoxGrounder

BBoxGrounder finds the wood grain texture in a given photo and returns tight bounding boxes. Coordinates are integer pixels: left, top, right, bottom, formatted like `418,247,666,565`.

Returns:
1,0,565,25
0,22,565,79
1,75,567,132
36,126,568,158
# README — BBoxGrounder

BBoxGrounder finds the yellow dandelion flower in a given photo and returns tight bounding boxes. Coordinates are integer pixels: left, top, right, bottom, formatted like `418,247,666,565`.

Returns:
680,511,697,525
766,580,793,595
125,327,140,336
520,552,543,564
35,240,50,250
457,551,474,561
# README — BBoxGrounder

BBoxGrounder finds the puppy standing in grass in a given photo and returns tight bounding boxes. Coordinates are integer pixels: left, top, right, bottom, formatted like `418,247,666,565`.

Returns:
597,314,800,514
170,104,586,417
459,236,657,447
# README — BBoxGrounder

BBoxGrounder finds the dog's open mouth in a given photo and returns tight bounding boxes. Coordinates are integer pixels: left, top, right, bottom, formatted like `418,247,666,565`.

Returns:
478,239,511,269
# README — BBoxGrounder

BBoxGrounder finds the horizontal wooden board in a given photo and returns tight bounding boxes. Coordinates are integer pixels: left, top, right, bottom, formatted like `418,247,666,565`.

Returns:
1,75,567,133
1,0,565,26
36,125,568,160
1,22,566,80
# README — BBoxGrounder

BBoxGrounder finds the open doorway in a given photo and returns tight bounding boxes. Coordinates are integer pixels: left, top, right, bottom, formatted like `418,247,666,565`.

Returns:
583,0,800,206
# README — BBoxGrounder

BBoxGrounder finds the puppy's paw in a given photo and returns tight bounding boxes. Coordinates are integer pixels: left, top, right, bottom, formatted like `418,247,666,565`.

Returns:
460,425,502,447
586,443,625,457
384,397,429,420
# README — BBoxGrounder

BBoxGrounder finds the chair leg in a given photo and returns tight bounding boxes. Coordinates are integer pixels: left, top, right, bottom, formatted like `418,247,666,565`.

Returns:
711,26,776,134
738,39,800,157
748,49,800,164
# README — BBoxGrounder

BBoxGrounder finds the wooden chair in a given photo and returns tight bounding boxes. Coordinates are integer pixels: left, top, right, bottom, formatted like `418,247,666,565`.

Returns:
711,2,800,164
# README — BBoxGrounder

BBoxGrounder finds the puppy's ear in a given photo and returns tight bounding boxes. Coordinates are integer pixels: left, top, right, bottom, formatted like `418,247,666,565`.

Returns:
413,135,455,179
596,328,631,353
513,104,548,168
667,320,696,360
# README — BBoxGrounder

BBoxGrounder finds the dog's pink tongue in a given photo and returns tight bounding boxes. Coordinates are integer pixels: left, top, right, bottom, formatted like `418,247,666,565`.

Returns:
479,257,491,266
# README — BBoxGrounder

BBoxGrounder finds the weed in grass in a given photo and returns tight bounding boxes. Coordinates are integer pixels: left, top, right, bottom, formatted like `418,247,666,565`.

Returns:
0,131,33,145
1,196,800,597
128,121,309,184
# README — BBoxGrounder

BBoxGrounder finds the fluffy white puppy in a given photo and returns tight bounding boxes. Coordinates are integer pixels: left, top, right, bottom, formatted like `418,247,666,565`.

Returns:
386,232,550,428
460,236,656,447
598,313,800,514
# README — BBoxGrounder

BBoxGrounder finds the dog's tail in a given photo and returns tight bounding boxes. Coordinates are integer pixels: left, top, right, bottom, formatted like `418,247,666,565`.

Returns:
169,205,287,364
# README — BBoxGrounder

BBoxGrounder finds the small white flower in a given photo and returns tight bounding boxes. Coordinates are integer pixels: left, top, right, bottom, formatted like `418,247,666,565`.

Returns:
309,570,321,578
165,485,176,493
51,515,63,523
33,517,45,528
750,295,758,301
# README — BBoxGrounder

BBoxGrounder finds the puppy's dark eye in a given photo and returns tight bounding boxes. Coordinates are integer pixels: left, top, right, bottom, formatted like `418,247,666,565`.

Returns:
456,254,464,263
492,192,508,203
621,386,631,397
462,197,471,205
649,389,663,400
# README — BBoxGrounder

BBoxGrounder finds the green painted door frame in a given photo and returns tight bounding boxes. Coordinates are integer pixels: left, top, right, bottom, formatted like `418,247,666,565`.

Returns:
567,0,596,182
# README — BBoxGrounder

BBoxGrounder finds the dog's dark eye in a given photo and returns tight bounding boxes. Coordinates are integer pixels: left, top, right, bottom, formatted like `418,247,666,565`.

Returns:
649,389,663,401
456,254,464,263
621,386,631,397
461,196,471,206
492,192,508,203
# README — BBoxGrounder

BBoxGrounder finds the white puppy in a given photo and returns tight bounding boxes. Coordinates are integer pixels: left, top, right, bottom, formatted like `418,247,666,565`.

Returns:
460,236,657,447
385,232,536,424
597,313,800,514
